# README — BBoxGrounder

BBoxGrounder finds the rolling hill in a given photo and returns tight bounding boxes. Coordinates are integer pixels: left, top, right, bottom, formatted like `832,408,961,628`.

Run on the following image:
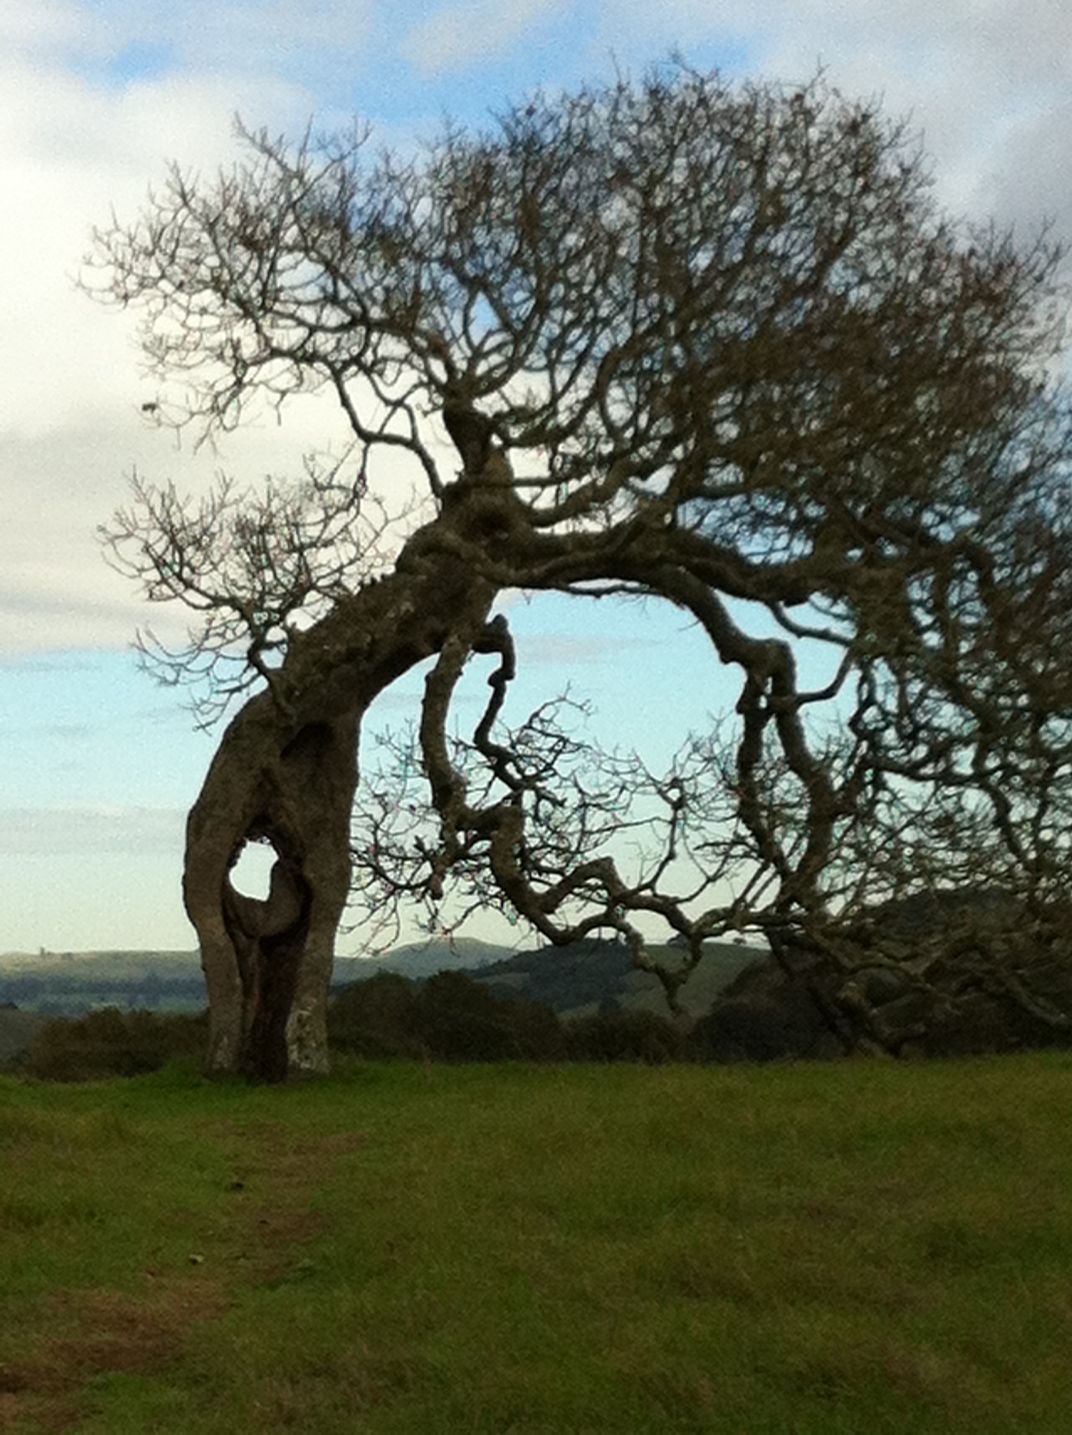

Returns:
0,935,764,1024
472,937,762,1017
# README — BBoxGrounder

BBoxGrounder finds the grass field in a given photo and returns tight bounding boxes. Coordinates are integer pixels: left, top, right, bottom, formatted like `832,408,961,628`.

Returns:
2,1054,1072,1433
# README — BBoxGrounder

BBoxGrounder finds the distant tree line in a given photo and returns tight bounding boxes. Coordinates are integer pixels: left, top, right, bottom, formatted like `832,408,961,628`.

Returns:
4,972,718,1079
9,943,1072,1081
0,973,207,1013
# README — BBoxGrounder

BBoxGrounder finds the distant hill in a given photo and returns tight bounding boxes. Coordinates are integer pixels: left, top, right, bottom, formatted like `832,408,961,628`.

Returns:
0,950,198,974
471,938,762,1018
0,951,206,1015
0,939,516,1016
333,937,518,985
0,935,762,1020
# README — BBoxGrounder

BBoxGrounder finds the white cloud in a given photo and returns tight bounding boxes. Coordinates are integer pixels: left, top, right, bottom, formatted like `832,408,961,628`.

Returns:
0,400,363,654
0,5,437,658
402,0,565,77
4,0,1072,664
0,804,187,856
586,1,1071,240
520,633,662,666
0,60,319,442
0,2,84,52
3,0,377,87
0,653,98,673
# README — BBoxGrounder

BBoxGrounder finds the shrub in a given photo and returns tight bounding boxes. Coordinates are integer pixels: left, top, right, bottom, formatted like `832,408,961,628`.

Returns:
328,970,565,1061
19,1008,206,1081
417,972,565,1061
328,972,426,1058
565,1008,685,1064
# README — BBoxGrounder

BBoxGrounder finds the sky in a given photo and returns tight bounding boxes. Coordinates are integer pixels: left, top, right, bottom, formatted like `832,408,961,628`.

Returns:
2,0,1070,953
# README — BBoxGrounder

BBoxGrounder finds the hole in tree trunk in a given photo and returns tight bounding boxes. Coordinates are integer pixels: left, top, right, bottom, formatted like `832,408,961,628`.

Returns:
230,839,277,899
223,833,311,1084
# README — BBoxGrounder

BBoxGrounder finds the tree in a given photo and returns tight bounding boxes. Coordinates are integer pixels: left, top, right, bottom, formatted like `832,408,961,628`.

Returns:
89,64,1072,1079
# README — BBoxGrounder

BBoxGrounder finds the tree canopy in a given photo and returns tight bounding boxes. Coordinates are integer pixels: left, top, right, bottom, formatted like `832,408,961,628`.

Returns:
89,63,1072,1077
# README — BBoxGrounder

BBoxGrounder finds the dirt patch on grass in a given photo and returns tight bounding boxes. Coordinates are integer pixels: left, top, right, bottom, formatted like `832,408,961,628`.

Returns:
0,1120,365,1434
0,1277,229,1435
207,1122,365,1283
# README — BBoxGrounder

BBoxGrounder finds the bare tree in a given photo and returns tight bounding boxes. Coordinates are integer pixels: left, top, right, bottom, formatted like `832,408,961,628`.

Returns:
89,63,1072,1078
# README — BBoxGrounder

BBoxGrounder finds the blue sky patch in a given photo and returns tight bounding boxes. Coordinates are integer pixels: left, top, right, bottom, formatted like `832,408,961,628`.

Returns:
91,41,174,90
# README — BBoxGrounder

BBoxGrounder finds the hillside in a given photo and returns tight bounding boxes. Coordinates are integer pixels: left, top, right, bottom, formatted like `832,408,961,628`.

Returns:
333,936,517,984
0,938,515,1017
473,937,762,1016
0,951,206,1014
0,935,762,1022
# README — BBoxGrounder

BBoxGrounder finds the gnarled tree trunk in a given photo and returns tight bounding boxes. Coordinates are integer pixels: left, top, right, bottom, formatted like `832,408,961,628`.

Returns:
183,516,498,1080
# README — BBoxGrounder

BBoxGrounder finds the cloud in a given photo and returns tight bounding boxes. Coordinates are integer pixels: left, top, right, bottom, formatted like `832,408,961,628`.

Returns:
0,653,98,673
778,5,1072,253
0,3,402,661
0,69,318,443
0,403,346,655
0,722,94,741
4,1,377,93
0,805,187,857
639,1,1070,235
402,0,566,77
0,2,84,52
4,0,1071,668
520,633,662,666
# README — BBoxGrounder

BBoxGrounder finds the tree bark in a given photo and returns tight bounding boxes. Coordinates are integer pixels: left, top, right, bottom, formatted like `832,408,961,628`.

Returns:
182,516,497,1080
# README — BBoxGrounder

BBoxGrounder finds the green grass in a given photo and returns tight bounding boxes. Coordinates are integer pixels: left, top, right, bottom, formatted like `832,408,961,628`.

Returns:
3,1054,1072,1432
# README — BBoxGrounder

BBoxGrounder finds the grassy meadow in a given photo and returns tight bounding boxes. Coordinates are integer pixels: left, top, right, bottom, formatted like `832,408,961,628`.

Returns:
2,1054,1072,1433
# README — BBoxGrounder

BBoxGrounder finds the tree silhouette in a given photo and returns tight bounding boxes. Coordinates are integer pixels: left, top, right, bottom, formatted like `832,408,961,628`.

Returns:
90,64,1072,1077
